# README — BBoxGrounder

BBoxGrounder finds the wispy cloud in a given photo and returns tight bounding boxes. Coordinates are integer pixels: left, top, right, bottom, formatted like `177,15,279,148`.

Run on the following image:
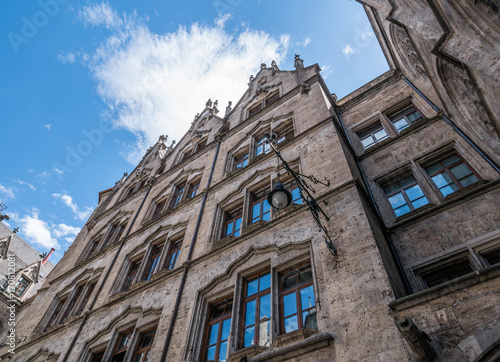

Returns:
52,193,93,221
44,124,53,131
0,184,15,199
16,180,36,191
57,52,76,64
296,37,311,47
78,2,123,28
80,3,289,163
342,44,354,55
321,64,334,80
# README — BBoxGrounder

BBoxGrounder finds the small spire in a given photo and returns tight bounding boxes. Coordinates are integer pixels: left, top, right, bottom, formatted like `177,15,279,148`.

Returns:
205,98,212,108
294,54,304,69
225,101,232,117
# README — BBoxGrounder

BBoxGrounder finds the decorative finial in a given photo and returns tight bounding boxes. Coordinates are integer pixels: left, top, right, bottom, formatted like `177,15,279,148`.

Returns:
294,54,304,69
206,98,212,108
261,63,267,69
225,101,232,117
213,100,218,109
13,227,19,234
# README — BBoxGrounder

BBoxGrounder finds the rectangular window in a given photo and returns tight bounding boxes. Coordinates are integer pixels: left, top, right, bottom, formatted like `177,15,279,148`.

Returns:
389,104,423,132
233,152,249,170
250,186,271,224
254,135,271,157
112,330,133,362
279,264,317,334
241,271,271,348
75,283,95,316
419,258,473,288
46,297,67,329
187,180,200,199
480,247,500,266
223,207,243,238
276,125,294,144
248,104,263,118
62,286,83,320
133,329,156,362
13,276,30,297
151,199,166,220
202,299,232,362
383,174,429,217
424,152,480,197
170,183,186,210
358,123,388,149
143,245,163,281
165,240,182,270
112,223,127,244
103,223,118,247
122,261,141,292
282,179,303,205
88,236,102,257
91,350,105,362
195,139,207,153
264,92,279,107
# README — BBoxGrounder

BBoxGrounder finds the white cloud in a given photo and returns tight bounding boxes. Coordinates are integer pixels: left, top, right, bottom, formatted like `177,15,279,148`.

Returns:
53,167,64,175
321,64,334,80
215,13,231,27
78,2,123,28
342,44,354,55
296,37,311,47
84,5,289,163
16,180,36,191
17,210,59,249
45,124,53,130
15,211,81,250
57,52,76,64
0,184,15,199
52,193,93,221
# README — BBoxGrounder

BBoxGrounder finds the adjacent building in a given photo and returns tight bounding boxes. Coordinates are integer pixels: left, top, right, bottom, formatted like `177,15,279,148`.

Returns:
1,1,499,361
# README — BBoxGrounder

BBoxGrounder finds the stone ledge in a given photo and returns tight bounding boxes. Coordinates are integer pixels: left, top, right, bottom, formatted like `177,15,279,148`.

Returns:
229,346,269,362
243,331,333,362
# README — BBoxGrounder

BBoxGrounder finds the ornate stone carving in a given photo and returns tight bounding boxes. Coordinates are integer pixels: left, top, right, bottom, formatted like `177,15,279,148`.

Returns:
391,24,427,79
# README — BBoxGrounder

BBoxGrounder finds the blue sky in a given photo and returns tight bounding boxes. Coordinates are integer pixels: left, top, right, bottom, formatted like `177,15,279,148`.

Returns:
0,1,388,264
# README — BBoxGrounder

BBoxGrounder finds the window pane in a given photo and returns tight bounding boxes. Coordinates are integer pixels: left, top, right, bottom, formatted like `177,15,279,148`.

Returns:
259,320,270,346
245,300,256,326
432,173,452,188
259,273,270,291
441,154,461,167
263,200,270,214
388,193,407,209
260,293,271,320
205,346,216,361
284,315,298,333
425,163,442,174
252,204,260,222
393,119,408,132
299,268,313,283
399,176,416,189
300,285,316,310
247,278,258,296
460,174,479,187
373,128,388,141
221,318,231,341
361,137,374,149
405,184,425,201
225,223,232,236
440,185,458,197
411,196,429,209
394,204,411,217
303,308,318,330
283,293,297,317
208,324,219,346
219,341,228,361
243,326,255,347
283,274,298,290
450,163,472,179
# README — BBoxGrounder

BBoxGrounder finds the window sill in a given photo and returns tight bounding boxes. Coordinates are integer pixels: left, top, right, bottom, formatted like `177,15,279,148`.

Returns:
243,220,270,236
229,331,332,362
213,235,237,251
273,328,317,348
228,346,269,362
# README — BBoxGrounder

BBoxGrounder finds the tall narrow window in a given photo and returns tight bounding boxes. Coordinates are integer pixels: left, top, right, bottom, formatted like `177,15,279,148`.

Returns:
223,207,243,238
88,236,102,257
112,223,127,244
254,135,271,157
279,264,317,334
389,104,423,132
233,152,249,170
276,124,294,144
151,199,166,220
170,183,186,210
195,139,207,153
264,92,279,107
248,104,263,118
112,330,133,362
187,180,200,199
165,240,182,270
122,261,141,292
46,297,67,329
358,123,388,149
90,350,105,362
13,276,30,297
424,152,480,197
62,286,83,320
241,271,271,348
250,186,271,224
202,299,232,362
143,245,163,281
103,223,118,247
133,329,156,362
75,283,95,316
383,174,429,217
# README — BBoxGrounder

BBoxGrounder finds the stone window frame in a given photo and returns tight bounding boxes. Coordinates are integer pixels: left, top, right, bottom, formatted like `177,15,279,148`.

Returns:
132,327,157,362
386,103,424,133
141,243,164,282
201,296,234,361
406,229,500,292
114,253,145,295
164,235,183,270
176,137,209,165
184,252,319,361
13,274,31,298
74,280,97,316
212,198,246,245
246,90,281,120
38,293,69,332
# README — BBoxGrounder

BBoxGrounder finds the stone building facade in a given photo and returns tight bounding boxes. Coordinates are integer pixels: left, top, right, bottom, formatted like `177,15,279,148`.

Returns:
1,1,499,361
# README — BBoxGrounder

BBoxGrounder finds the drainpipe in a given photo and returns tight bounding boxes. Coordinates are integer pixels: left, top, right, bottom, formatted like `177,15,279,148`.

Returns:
403,77,500,173
61,184,153,361
160,140,221,362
